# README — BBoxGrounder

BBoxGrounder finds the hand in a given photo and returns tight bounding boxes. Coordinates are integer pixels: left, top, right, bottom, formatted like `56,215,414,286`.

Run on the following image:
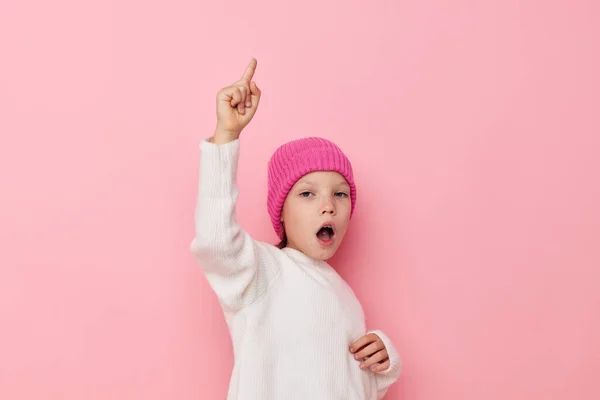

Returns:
349,333,390,372
214,57,262,143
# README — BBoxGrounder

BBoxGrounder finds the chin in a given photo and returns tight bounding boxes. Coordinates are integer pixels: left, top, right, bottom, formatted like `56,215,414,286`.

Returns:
312,242,342,261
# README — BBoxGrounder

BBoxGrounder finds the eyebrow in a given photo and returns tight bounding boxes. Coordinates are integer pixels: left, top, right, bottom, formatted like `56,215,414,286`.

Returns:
298,179,350,187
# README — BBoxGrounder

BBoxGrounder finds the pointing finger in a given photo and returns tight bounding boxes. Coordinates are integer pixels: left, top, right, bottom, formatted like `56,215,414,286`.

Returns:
241,58,257,82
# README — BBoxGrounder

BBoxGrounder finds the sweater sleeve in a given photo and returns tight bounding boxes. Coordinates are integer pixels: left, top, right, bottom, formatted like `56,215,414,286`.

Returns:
189,137,280,313
368,329,402,399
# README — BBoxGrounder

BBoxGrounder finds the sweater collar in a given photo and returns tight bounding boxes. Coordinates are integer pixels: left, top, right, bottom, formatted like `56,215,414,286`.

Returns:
282,247,330,268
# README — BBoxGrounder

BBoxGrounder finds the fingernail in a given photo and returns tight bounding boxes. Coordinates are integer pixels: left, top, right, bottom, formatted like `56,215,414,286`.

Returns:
349,347,354,352
354,354,359,360
371,366,378,371
359,364,364,369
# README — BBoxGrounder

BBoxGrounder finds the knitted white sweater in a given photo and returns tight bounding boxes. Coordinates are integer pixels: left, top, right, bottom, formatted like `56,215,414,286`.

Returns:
189,137,401,399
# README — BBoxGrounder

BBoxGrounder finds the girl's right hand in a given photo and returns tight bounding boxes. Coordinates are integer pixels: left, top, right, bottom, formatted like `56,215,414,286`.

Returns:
214,58,262,142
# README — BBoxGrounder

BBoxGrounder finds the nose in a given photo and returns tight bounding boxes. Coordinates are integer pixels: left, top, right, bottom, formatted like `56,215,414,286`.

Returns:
320,197,336,215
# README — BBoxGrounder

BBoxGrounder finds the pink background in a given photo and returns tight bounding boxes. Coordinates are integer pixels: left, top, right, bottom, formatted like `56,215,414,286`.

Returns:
1,1,599,399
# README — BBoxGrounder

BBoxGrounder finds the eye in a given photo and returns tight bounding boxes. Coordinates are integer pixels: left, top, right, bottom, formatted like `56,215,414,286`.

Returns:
335,192,348,198
300,191,313,198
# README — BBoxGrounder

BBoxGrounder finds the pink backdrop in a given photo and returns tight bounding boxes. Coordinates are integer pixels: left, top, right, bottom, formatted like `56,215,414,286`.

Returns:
1,1,599,399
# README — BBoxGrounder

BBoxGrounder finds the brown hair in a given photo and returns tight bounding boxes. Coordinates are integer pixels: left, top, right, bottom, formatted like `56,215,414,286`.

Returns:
276,233,288,249
276,220,287,249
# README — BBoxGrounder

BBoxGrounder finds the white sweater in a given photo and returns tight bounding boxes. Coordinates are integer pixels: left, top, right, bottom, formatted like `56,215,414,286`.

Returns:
189,137,401,399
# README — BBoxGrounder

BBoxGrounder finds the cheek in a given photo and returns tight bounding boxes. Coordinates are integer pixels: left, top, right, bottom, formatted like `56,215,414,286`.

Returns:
337,220,350,237
336,205,351,234
282,201,310,232
283,206,315,239
338,200,352,218
286,212,310,233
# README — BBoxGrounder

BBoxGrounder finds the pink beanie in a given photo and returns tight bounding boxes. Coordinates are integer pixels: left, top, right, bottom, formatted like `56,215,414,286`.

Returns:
267,137,357,240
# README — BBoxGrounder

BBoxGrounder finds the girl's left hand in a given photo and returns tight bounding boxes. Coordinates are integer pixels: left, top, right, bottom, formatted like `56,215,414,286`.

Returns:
349,333,390,372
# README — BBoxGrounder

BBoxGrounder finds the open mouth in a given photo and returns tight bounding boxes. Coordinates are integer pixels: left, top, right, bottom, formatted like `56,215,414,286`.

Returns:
316,223,336,242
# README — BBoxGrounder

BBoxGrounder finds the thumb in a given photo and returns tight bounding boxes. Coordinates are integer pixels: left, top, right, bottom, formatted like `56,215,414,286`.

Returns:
250,81,261,99
248,81,261,110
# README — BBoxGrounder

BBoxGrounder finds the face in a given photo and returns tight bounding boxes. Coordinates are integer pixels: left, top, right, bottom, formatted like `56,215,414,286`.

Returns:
280,171,352,261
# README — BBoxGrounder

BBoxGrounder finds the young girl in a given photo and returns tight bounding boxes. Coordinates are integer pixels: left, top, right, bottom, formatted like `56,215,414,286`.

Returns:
190,58,401,399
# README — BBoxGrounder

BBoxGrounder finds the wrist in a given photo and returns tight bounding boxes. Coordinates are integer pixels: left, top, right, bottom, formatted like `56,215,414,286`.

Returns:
213,127,240,144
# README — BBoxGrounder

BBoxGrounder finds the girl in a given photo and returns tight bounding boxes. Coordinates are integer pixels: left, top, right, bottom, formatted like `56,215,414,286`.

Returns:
190,58,401,399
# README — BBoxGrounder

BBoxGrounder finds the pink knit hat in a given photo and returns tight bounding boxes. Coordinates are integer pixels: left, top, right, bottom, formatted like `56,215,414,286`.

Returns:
267,137,357,239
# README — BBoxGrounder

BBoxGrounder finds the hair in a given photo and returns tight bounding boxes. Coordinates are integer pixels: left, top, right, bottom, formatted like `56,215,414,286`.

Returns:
277,220,287,248
276,233,288,249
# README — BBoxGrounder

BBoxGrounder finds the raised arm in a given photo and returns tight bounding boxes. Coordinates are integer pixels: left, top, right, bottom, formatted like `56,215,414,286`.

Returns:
189,58,280,313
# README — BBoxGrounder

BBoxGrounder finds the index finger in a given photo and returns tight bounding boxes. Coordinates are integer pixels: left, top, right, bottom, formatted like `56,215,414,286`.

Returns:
241,58,257,82
349,333,379,352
